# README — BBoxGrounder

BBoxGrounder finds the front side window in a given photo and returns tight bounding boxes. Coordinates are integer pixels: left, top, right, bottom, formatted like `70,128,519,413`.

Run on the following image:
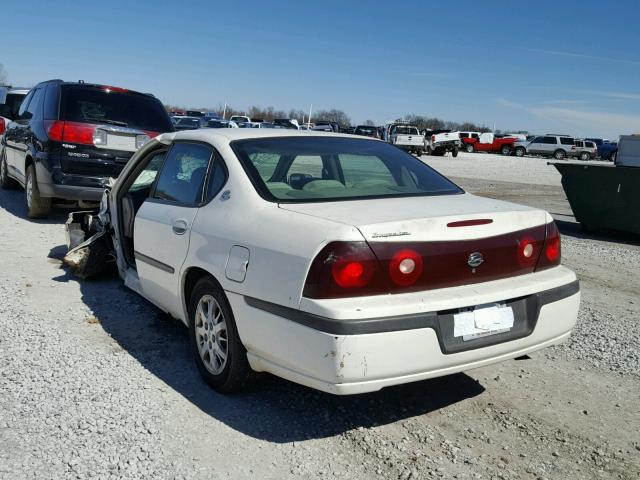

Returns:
232,137,462,202
154,143,212,204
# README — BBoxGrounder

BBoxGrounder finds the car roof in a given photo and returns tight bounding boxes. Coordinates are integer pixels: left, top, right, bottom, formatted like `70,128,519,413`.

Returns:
158,128,367,144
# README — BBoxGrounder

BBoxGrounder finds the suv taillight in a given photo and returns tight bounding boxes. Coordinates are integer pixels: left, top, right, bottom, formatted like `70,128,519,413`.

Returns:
431,135,436,143
45,120,96,145
0,118,5,136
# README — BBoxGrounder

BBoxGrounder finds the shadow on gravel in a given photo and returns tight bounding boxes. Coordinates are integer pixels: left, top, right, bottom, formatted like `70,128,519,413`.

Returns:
49,245,486,443
0,187,74,224
555,219,640,247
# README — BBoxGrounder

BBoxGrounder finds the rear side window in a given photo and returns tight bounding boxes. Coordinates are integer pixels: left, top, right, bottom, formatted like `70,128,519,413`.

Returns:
560,137,575,145
60,85,173,133
25,88,44,119
586,141,595,148
17,90,34,118
574,141,583,147
153,143,212,204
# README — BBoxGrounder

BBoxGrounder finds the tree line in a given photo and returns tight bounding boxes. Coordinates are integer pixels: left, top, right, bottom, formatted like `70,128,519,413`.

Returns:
164,103,493,132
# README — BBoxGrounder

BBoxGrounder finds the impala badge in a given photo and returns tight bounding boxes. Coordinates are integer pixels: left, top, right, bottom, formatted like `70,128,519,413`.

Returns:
467,252,484,269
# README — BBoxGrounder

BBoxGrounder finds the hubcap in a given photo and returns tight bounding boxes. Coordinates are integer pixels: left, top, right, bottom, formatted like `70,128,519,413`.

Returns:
194,295,228,375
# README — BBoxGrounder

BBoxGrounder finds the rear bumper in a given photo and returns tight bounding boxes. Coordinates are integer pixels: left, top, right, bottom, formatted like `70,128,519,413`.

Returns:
229,267,580,394
37,166,108,201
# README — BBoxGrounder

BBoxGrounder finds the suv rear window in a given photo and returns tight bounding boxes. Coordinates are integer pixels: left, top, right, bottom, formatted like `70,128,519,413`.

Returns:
0,92,28,121
232,136,462,203
60,85,172,133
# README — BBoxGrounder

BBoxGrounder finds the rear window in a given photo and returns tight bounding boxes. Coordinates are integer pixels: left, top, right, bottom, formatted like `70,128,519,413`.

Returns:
177,118,200,127
393,126,419,135
560,137,575,145
231,137,462,203
355,126,377,135
0,92,28,120
60,85,173,133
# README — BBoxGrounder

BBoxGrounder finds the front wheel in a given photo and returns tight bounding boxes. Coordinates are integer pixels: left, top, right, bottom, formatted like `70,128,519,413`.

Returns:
425,146,432,155
515,147,525,157
452,147,459,157
579,152,590,161
189,277,251,393
465,144,474,153
500,145,511,156
25,165,52,218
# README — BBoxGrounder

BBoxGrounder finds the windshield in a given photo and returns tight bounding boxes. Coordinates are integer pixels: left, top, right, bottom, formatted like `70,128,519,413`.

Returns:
60,85,173,133
231,137,462,203
0,92,28,120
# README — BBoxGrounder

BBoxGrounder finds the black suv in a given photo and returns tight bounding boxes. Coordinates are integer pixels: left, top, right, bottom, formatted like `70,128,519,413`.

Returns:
0,79,173,218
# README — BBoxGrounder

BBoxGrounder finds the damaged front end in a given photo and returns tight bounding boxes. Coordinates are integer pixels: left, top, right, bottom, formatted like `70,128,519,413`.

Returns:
64,190,115,279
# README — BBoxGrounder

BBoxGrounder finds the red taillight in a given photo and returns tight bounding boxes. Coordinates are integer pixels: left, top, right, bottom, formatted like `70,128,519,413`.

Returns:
45,120,96,145
104,86,128,93
303,242,384,299
431,135,436,142
536,221,561,270
0,118,5,135
389,249,423,286
516,235,540,267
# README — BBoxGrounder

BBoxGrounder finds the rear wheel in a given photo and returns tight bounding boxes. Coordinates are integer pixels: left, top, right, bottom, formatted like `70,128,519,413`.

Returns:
0,149,19,190
553,149,566,160
579,152,590,161
465,144,474,153
500,145,511,156
189,277,251,393
25,165,52,218
452,147,459,157
515,147,525,157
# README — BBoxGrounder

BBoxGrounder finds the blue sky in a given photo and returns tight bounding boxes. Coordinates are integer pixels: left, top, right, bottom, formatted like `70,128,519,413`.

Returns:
2,0,639,138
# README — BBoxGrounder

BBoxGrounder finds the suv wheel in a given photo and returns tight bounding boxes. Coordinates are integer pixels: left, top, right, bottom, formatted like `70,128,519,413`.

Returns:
25,165,52,218
515,147,525,157
579,152,590,161
452,147,459,157
0,149,18,190
553,149,566,160
500,145,511,156
189,277,251,393
465,144,474,153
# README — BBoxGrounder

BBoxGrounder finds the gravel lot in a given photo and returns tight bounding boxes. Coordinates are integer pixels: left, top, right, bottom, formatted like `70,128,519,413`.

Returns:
1,152,639,479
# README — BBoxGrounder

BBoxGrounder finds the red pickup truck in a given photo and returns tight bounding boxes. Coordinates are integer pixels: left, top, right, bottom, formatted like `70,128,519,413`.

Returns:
462,133,516,155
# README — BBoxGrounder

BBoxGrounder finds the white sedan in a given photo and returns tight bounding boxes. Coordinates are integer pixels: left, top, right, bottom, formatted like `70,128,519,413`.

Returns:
64,129,580,395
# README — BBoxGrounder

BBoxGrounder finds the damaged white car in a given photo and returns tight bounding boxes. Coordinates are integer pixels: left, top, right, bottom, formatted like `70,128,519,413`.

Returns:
65,129,580,395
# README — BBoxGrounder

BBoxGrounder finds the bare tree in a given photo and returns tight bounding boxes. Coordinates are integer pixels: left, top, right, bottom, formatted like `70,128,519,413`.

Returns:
0,63,7,85
314,109,351,127
364,119,375,126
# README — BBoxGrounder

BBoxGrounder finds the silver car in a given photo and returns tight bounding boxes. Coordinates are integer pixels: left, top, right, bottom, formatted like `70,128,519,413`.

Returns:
514,135,575,160
571,140,598,160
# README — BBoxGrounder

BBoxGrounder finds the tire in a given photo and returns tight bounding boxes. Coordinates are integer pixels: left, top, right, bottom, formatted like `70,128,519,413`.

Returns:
515,147,525,157
553,149,566,160
579,152,590,161
425,146,432,155
500,145,511,156
25,164,52,218
452,147,459,157
188,276,251,393
0,148,19,190
465,144,474,153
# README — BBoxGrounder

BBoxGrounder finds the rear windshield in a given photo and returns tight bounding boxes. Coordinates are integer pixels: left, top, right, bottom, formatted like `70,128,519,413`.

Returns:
355,126,377,134
231,137,462,203
393,126,419,135
60,85,173,133
0,92,28,121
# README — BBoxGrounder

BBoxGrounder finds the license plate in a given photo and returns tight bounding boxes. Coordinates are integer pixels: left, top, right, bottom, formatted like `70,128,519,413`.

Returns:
106,133,137,152
453,304,514,341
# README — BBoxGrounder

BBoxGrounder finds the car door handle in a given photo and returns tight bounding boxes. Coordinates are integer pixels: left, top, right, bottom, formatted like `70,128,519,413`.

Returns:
172,219,188,235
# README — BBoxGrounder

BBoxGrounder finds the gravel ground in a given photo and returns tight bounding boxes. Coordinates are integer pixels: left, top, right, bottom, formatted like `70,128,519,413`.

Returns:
1,155,639,479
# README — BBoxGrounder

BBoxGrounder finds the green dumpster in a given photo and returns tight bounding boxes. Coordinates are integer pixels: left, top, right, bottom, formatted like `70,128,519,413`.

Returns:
549,160,640,234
